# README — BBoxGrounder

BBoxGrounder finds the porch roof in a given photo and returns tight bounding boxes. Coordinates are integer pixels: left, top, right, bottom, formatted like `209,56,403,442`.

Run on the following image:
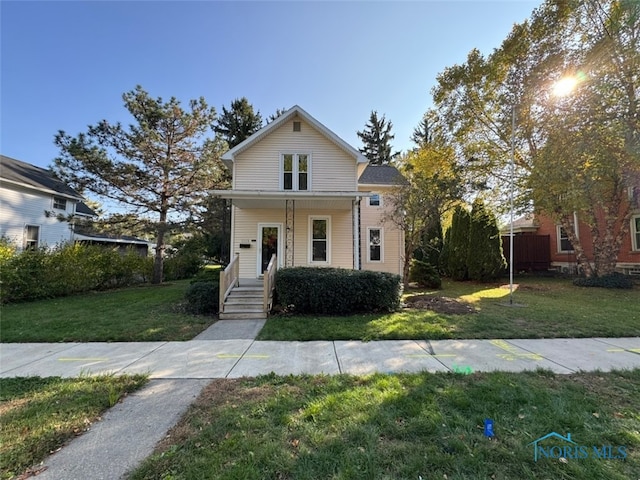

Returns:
210,189,373,209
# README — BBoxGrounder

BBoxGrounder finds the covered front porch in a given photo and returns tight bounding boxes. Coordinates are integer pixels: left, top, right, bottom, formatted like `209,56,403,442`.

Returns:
212,190,373,280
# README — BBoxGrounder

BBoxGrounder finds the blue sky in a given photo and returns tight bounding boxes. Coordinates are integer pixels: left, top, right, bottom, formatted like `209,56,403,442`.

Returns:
1,0,540,170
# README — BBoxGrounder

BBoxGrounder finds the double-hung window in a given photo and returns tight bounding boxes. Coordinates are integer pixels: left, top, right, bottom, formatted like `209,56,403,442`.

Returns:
632,215,640,251
369,193,381,207
557,226,574,253
368,227,383,262
282,154,309,191
53,196,67,210
309,216,330,264
25,225,39,250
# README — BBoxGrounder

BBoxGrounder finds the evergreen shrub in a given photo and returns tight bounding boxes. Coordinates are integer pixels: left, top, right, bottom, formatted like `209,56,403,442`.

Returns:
573,273,633,289
184,281,220,314
409,260,442,289
275,267,401,315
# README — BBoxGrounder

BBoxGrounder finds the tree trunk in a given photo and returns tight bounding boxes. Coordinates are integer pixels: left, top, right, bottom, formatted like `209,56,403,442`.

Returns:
152,208,168,285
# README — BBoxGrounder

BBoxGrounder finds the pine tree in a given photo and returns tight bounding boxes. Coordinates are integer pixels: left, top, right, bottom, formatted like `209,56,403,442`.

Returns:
214,97,263,148
467,198,507,281
357,111,400,164
446,206,471,281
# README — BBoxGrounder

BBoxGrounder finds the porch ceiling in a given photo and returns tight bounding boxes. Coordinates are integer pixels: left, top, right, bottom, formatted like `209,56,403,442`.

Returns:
210,190,371,210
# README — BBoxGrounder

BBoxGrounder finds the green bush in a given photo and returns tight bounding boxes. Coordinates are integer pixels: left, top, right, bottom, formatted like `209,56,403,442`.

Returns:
0,243,151,304
163,250,204,281
573,273,633,289
184,281,219,314
409,260,442,289
275,267,401,315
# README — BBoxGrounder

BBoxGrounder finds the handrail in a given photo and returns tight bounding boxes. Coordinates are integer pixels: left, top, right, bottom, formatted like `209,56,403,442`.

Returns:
219,254,240,313
263,254,277,312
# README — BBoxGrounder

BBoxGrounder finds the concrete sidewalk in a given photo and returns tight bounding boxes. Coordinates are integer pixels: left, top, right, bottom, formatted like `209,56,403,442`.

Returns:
1,330,639,479
2,337,639,379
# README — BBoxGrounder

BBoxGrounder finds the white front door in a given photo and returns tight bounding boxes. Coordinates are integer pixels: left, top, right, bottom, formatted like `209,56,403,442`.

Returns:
257,224,281,277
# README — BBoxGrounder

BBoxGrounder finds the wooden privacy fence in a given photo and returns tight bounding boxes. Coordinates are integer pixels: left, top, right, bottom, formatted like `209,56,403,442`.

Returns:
502,234,551,272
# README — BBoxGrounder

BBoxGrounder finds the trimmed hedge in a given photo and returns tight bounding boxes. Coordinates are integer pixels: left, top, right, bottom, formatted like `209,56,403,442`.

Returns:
275,267,401,315
573,272,634,289
184,281,220,314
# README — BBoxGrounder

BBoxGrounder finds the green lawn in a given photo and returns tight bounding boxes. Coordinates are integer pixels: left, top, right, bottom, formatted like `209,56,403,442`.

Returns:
259,277,640,341
0,375,148,480
0,280,214,342
129,370,640,480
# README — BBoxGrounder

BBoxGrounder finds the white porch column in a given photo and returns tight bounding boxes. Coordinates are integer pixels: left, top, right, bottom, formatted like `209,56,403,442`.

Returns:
353,197,361,270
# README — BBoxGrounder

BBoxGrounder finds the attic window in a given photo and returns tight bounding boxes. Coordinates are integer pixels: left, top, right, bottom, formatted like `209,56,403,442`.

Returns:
293,121,301,132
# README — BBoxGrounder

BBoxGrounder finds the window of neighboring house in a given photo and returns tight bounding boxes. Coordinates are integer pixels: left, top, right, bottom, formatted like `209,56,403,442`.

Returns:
53,196,67,210
632,215,640,251
368,227,383,262
369,193,381,207
282,153,310,191
557,225,574,253
25,225,39,250
309,216,330,263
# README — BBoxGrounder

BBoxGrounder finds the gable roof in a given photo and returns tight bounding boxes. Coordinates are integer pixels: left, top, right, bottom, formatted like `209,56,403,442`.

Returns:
220,105,368,166
358,164,408,186
0,154,83,200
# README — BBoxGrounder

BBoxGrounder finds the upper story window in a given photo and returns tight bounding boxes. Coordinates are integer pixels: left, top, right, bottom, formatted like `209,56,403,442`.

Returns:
368,193,382,207
53,196,67,210
282,153,309,191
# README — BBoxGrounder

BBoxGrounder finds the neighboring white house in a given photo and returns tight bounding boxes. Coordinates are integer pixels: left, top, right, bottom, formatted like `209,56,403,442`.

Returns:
0,155,95,250
211,105,405,280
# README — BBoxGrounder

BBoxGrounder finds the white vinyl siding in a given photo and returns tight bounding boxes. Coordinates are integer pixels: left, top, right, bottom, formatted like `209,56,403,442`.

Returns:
358,186,404,275
233,118,357,191
0,185,74,250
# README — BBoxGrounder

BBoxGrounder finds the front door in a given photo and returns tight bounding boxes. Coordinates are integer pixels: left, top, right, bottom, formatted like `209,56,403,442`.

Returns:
258,224,280,276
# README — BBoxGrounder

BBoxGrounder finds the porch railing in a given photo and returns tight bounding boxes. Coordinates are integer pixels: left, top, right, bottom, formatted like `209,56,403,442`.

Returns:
219,254,240,313
263,254,277,312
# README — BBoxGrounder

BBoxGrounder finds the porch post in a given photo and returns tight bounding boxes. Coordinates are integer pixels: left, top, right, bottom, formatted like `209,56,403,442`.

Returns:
285,199,294,267
353,197,361,270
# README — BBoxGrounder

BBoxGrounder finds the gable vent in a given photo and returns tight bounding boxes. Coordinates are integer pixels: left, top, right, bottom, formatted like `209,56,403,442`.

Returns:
293,121,301,132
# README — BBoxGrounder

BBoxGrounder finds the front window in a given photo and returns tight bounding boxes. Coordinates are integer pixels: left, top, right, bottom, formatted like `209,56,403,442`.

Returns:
558,226,574,253
309,216,330,263
282,153,310,191
53,196,67,210
369,194,381,207
632,216,640,251
368,227,383,262
25,225,39,250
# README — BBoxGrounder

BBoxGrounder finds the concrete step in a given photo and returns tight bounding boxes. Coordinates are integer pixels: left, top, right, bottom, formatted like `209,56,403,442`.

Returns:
223,304,264,313
218,311,267,320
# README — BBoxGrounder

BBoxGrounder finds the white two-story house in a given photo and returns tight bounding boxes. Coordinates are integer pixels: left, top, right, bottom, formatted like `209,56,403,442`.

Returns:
0,155,95,250
212,106,404,318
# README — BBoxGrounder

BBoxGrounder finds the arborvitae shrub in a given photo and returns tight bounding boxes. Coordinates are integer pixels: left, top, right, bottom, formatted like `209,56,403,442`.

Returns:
275,267,401,314
467,199,507,282
446,206,471,281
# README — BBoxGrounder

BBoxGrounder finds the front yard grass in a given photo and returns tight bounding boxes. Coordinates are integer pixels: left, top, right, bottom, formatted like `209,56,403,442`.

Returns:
0,374,148,480
0,280,214,342
259,276,640,341
129,370,640,480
